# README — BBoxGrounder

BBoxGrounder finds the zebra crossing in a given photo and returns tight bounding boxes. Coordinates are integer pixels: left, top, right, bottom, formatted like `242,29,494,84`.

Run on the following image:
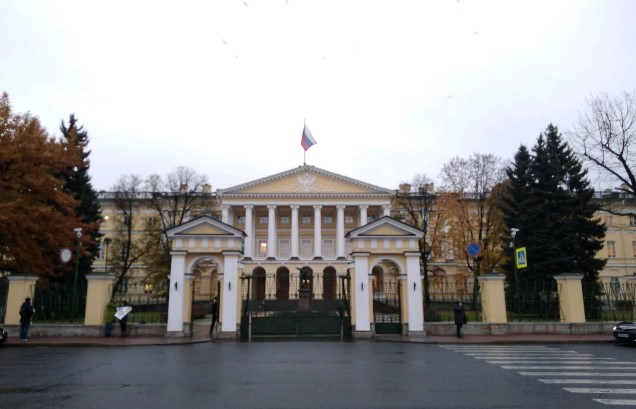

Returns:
440,345,636,406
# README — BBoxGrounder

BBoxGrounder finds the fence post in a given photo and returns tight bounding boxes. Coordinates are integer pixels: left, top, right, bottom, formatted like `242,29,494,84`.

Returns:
478,274,507,323
84,273,115,326
5,275,38,325
625,276,636,319
554,273,585,323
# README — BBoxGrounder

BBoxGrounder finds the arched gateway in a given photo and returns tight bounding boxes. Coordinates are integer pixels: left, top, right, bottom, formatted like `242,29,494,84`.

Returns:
165,165,424,338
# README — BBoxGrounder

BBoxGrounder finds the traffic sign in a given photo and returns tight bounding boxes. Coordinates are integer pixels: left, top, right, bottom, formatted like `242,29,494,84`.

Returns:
515,247,528,269
466,241,482,258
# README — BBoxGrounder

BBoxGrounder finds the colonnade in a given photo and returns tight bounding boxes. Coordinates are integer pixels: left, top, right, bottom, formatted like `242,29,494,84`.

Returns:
220,203,392,260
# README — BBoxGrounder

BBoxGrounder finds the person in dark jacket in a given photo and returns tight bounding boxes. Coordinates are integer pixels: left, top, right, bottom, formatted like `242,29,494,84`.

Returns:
19,297,34,341
209,297,219,334
454,301,467,338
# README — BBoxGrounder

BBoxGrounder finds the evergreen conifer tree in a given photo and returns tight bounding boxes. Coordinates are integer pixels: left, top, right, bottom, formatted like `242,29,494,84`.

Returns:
503,124,605,286
59,115,102,283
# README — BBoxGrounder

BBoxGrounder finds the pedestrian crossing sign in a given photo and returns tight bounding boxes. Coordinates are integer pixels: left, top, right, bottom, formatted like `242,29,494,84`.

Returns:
515,247,528,269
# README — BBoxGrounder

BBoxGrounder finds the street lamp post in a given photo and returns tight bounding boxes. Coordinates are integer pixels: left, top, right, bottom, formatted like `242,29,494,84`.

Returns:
103,237,112,273
510,228,519,314
73,227,82,318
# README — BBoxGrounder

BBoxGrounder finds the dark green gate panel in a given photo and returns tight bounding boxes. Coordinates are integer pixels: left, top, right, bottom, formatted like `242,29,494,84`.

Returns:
375,323,402,334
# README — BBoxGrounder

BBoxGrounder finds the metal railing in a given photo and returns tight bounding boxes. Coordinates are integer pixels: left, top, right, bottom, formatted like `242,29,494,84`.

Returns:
505,279,560,321
584,281,635,322
111,282,168,324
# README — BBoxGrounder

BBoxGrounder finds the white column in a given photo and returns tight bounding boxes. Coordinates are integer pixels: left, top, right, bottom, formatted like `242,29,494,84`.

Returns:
167,251,187,333
221,250,240,333
405,251,424,334
359,205,368,227
382,204,391,217
336,204,346,259
267,204,277,259
313,205,322,259
352,252,371,333
244,205,254,259
290,204,300,260
221,204,231,224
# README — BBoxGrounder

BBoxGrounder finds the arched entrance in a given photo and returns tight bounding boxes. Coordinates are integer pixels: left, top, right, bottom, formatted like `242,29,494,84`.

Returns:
276,267,290,300
372,259,402,334
191,257,220,334
322,267,337,300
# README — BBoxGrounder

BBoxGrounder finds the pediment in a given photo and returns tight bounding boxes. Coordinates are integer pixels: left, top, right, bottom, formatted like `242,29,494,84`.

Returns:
166,216,246,238
346,216,424,239
218,165,394,197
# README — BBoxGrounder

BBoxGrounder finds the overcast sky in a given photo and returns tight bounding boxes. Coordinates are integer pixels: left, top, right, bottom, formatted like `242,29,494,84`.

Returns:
1,0,634,192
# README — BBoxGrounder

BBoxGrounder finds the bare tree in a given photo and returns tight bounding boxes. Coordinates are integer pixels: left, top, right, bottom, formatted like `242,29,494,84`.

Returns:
392,174,443,307
108,175,154,298
439,153,507,308
143,167,214,283
571,91,636,204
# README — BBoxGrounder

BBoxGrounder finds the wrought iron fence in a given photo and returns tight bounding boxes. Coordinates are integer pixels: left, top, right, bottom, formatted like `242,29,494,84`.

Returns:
425,276,481,322
240,273,348,317
111,282,168,324
584,281,635,322
505,279,560,321
32,282,87,323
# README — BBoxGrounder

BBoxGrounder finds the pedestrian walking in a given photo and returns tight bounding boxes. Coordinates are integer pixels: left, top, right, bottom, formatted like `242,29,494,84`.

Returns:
19,297,34,341
454,301,467,338
209,297,219,334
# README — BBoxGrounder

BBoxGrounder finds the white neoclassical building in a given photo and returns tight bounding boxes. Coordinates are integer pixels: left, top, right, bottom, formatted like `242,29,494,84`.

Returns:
165,165,425,338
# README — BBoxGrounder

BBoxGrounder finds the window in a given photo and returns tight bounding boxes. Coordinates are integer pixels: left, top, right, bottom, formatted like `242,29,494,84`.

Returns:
345,215,354,224
605,216,613,226
323,215,333,224
322,239,334,258
367,215,376,223
300,239,312,258
259,215,268,224
237,215,245,224
280,215,290,224
302,215,311,224
257,240,267,257
279,239,290,258
607,241,616,258
630,215,636,226
632,241,636,258
147,216,158,228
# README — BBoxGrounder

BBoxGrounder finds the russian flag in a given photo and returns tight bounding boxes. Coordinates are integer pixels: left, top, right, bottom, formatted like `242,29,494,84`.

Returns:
301,123,317,151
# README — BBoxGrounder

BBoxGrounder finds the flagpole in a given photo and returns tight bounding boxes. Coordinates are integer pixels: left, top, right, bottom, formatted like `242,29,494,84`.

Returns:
303,119,306,166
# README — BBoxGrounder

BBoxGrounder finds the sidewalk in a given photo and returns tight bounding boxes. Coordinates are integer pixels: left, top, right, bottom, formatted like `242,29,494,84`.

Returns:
2,332,615,347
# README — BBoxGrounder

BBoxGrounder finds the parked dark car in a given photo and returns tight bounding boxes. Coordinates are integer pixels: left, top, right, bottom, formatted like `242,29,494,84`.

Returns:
613,321,636,343
0,327,7,344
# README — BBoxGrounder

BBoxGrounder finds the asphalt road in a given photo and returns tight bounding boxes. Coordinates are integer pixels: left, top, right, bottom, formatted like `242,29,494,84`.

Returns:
1,341,634,409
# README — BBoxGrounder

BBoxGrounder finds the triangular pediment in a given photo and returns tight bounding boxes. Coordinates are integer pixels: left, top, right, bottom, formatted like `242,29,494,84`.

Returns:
346,216,424,239
166,216,246,238
218,165,394,197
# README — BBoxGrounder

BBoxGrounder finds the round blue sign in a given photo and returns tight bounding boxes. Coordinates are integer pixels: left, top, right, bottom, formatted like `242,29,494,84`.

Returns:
466,242,481,257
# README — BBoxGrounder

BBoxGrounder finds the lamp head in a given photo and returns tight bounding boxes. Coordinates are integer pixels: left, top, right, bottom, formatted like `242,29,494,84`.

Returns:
74,227,82,238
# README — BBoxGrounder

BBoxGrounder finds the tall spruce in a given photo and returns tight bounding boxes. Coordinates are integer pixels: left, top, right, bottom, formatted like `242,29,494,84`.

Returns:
59,115,102,283
503,124,605,285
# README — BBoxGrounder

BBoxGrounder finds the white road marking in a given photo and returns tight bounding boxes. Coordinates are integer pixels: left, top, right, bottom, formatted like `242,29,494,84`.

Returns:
564,388,636,394
503,365,633,370
594,399,636,405
520,372,636,377
489,360,632,365
540,379,636,385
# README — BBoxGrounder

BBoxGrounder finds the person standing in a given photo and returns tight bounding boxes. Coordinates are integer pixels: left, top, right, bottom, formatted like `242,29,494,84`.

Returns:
454,301,467,338
209,297,219,335
19,297,34,341
118,301,131,336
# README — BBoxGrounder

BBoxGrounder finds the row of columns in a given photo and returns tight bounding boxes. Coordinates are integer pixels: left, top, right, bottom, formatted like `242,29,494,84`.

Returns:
221,204,391,260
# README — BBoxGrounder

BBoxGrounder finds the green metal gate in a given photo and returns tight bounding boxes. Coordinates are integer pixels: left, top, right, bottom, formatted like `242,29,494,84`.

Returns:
373,279,402,335
240,271,352,340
